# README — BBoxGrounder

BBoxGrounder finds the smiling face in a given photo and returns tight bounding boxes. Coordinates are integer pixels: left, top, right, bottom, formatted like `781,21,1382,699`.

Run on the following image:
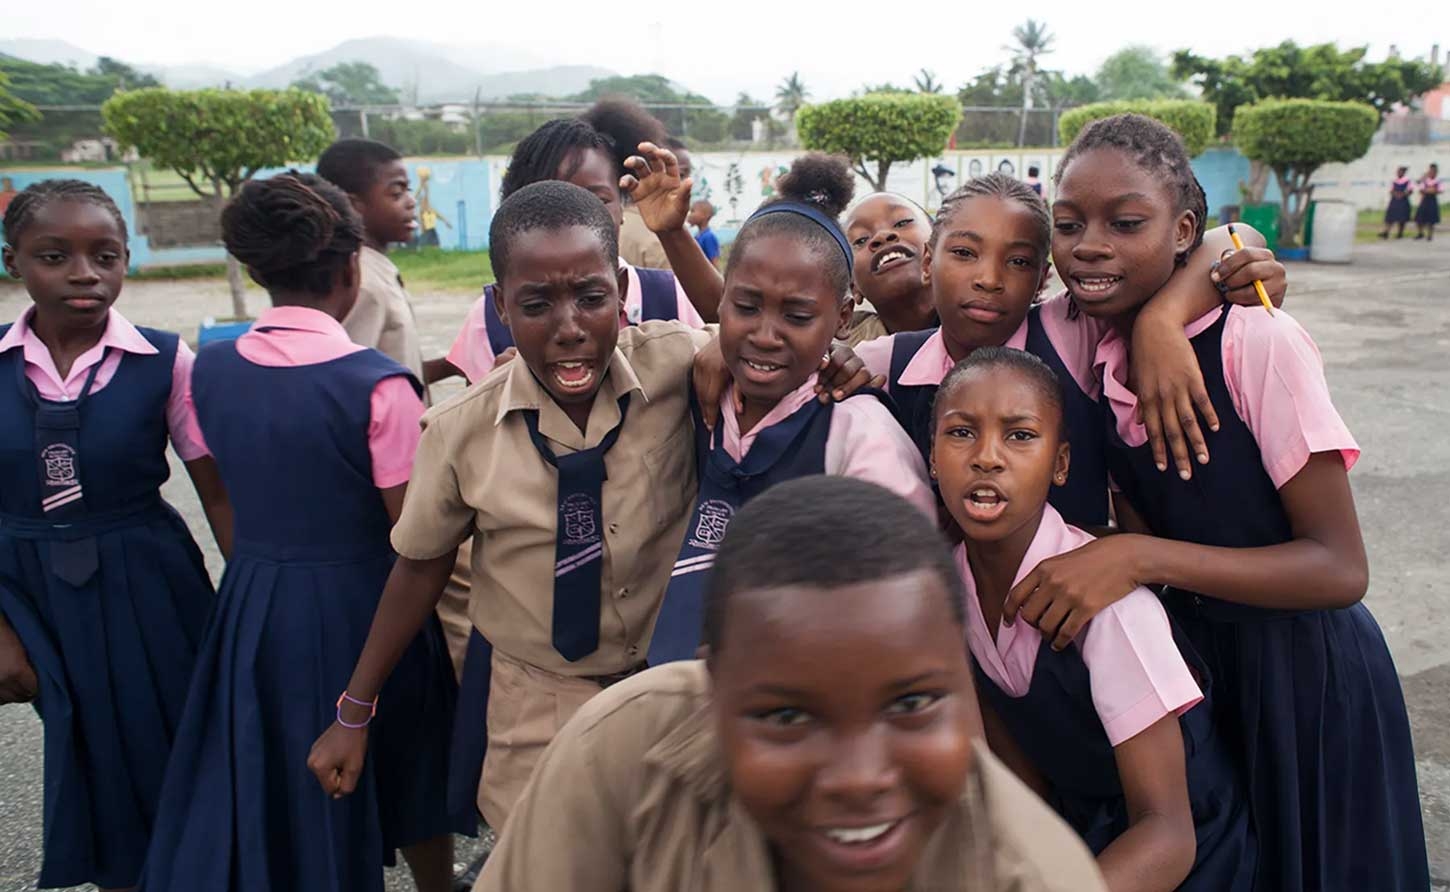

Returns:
845,194,933,311
933,364,1069,547
560,147,624,230
1051,148,1196,323
3,198,128,335
352,159,418,246
711,569,977,892
495,224,625,409
719,231,850,414
924,195,1048,361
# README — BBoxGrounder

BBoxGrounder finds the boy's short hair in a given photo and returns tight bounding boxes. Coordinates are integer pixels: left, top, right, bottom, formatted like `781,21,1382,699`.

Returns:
488,180,619,286
1027,165,1040,177
703,476,962,653
690,199,714,215
316,139,403,197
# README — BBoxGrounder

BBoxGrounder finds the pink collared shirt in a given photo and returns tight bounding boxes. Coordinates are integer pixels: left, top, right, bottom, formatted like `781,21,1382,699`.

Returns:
958,507,1203,746
854,292,1102,398
446,259,706,384
1095,304,1359,489
718,374,936,518
0,307,209,461
183,306,424,489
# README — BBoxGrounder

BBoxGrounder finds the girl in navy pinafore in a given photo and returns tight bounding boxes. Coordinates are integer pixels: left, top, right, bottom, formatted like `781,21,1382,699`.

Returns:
139,173,467,892
1035,113,1428,891
0,180,223,890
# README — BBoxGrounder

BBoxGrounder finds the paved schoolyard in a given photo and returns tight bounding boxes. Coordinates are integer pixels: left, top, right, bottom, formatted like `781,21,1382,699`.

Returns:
1,237,1448,890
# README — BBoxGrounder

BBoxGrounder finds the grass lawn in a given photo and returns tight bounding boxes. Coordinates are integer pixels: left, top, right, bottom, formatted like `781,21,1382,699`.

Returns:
130,248,494,294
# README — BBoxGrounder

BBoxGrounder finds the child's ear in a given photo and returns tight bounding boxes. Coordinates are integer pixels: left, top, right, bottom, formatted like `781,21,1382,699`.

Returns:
2,245,18,280
493,279,510,327
1174,211,1197,257
835,294,854,338
921,240,934,287
347,193,368,219
1037,261,1053,297
1053,440,1071,488
616,265,630,303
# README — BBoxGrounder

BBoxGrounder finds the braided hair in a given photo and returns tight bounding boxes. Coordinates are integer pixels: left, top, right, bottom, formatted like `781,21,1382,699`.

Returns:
221,172,363,296
3,179,128,247
725,152,857,298
931,172,1050,262
1055,113,1208,265
499,118,615,201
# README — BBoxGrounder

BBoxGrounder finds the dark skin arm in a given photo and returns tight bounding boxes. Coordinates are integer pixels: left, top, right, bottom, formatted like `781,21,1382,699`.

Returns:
307,482,461,797
0,612,39,704
1007,453,1368,648
1097,715,1197,892
1130,224,1287,480
621,142,724,323
184,456,234,561
422,357,461,385
977,697,1050,799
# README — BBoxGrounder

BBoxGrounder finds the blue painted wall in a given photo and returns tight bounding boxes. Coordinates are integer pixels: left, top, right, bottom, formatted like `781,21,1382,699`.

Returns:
1191,148,1282,219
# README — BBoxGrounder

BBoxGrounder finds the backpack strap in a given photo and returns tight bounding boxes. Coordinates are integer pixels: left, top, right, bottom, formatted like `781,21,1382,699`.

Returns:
635,267,680,322
481,284,515,356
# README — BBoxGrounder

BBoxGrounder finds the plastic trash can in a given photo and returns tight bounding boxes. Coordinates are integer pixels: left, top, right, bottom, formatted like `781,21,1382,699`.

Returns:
1239,203,1280,252
198,317,253,346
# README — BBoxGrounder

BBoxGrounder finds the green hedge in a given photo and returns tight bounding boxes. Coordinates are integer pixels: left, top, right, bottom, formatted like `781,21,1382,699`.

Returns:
1058,100,1217,157
1231,99,1378,169
796,92,961,189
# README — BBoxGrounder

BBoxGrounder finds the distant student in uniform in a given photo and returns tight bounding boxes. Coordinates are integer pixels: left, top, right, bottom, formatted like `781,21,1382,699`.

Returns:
1025,165,1044,196
439,118,709,386
141,173,466,892
317,139,442,396
687,199,720,267
1007,112,1428,892
852,173,1288,529
1415,162,1441,241
932,348,1255,891
648,154,931,665
306,180,875,837
1378,165,1413,239
841,192,938,345
0,180,227,892
477,476,1109,892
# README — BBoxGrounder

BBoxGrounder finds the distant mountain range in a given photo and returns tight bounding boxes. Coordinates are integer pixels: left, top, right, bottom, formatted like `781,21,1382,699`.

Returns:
0,37,617,103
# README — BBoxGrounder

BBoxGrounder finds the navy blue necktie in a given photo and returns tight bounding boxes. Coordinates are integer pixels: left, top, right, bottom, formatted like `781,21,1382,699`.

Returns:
521,395,631,662
647,396,825,666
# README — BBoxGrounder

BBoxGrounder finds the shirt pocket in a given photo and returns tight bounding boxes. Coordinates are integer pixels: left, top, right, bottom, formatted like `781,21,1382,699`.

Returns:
643,423,695,533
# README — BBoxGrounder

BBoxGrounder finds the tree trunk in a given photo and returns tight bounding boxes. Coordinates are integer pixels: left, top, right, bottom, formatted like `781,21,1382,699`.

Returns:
1273,166,1316,249
1238,160,1271,204
214,185,249,319
1017,71,1035,147
873,160,891,192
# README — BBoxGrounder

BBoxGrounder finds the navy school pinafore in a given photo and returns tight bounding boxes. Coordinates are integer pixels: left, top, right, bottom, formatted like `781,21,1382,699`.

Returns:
140,340,471,892
886,305,1109,527
1102,305,1429,892
973,624,1256,890
480,267,679,356
0,324,215,890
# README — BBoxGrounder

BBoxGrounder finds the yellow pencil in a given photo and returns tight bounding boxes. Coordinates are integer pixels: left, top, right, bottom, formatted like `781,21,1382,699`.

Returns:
1227,224,1274,316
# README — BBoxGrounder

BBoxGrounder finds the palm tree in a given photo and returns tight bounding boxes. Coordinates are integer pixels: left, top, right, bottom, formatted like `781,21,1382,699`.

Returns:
775,71,810,120
1006,19,1055,146
914,68,943,94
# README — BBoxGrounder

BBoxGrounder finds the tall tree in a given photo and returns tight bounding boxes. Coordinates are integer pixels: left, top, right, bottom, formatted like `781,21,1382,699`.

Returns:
103,88,336,317
89,57,160,90
914,68,943,94
797,93,960,190
291,61,399,106
775,72,810,120
0,71,39,141
1095,46,1185,101
1007,19,1055,145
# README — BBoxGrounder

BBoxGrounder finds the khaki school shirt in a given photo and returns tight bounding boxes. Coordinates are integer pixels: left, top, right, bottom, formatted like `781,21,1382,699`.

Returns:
844,309,890,348
391,322,710,677
619,205,672,271
344,246,428,400
476,661,1108,892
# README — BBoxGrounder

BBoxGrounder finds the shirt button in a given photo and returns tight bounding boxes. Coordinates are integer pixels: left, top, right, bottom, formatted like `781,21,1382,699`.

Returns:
617,587,629,599
627,645,639,656
608,522,619,534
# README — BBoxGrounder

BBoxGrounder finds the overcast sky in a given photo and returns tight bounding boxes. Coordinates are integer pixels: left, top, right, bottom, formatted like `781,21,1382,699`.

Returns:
7,0,1446,103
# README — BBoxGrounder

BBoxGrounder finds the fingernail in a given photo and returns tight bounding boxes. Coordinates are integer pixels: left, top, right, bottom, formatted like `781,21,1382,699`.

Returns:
1156,462,1167,472
834,390,844,399
1210,423,1220,431
1197,452,1209,464
1179,468,1192,481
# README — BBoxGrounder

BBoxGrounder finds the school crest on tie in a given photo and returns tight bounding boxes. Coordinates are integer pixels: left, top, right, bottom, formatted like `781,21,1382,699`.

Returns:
561,493,600,546
40,443,78,487
688,499,734,550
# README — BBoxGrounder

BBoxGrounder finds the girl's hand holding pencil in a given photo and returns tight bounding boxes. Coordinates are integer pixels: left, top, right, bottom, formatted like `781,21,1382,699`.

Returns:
1213,236,1286,314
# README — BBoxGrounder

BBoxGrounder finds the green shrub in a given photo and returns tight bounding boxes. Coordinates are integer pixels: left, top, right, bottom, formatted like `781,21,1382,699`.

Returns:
796,92,961,190
1058,99,1216,156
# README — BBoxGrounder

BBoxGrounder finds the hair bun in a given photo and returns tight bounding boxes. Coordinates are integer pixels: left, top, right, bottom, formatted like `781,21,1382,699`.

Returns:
775,153,855,218
224,173,342,274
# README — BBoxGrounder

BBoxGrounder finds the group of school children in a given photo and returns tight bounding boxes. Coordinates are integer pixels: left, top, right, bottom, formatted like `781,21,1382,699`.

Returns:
1380,163,1441,241
0,96,1433,892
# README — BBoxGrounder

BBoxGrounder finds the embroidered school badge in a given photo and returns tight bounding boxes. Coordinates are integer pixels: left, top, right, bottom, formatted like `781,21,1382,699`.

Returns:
561,493,601,546
41,443,78,486
688,500,734,550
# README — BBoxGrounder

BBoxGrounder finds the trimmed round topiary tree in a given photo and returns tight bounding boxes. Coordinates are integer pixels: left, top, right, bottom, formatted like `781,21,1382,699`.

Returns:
796,92,961,191
1058,99,1216,157
1231,98,1378,247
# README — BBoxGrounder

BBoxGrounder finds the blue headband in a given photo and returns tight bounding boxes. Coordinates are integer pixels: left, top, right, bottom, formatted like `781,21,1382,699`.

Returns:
746,201,853,270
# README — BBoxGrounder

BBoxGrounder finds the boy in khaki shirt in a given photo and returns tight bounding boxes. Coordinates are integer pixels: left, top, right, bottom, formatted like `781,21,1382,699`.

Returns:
478,477,1106,892
307,180,873,833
